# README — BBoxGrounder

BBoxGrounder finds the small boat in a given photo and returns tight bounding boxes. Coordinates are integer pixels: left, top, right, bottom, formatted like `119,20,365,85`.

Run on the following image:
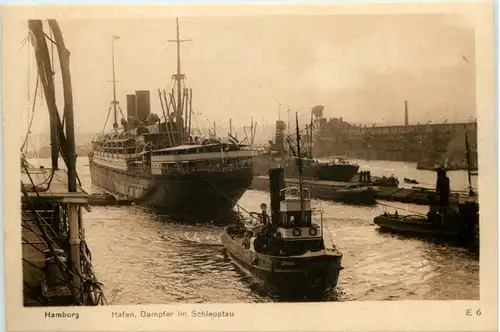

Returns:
374,210,464,239
222,114,343,297
404,178,419,184
371,175,399,188
88,193,133,206
375,129,479,246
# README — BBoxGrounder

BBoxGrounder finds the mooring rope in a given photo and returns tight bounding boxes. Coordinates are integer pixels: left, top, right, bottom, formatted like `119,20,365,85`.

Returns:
199,171,260,221
376,200,428,217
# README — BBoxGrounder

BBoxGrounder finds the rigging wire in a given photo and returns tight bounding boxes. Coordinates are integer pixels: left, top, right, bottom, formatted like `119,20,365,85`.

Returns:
21,151,56,190
22,192,105,304
21,74,40,154
198,171,259,222
376,200,428,216
21,189,76,296
101,105,113,136
22,22,105,305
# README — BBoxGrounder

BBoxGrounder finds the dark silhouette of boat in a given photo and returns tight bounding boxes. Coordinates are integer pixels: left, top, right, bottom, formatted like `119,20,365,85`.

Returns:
403,178,419,184
374,127,479,248
374,205,477,242
334,183,377,205
222,114,343,297
253,118,359,182
292,156,360,182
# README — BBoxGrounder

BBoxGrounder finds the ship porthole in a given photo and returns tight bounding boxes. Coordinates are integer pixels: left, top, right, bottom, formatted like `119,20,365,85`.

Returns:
292,228,301,236
309,227,318,236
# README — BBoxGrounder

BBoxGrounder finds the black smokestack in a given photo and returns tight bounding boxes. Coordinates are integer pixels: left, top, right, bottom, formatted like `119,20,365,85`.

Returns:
135,90,151,122
275,120,286,155
404,100,409,127
269,167,285,224
127,94,136,118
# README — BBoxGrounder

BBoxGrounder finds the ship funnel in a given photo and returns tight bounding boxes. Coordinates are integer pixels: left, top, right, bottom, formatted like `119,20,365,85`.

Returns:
135,90,151,122
404,100,409,127
126,94,136,118
269,167,285,224
275,120,286,155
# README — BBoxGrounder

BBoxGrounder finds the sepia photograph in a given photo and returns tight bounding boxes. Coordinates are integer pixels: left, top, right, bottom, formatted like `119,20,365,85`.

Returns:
3,2,497,331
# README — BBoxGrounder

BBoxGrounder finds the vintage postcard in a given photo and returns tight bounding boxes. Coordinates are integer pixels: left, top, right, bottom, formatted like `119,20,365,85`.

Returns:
2,1,497,331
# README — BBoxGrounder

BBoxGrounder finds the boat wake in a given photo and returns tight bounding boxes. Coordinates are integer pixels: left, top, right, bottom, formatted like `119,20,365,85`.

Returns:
161,232,223,247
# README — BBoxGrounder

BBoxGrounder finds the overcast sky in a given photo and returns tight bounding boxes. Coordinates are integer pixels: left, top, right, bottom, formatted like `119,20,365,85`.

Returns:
17,13,476,135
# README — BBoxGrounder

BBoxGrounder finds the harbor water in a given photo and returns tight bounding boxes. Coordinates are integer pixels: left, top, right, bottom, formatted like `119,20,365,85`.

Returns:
37,157,480,303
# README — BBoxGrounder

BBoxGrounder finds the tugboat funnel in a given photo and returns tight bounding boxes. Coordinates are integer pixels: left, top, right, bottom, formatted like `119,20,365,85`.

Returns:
269,167,285,224
260,203,268,213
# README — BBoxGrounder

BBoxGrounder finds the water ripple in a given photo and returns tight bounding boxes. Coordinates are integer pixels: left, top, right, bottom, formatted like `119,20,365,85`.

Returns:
77,161,478,303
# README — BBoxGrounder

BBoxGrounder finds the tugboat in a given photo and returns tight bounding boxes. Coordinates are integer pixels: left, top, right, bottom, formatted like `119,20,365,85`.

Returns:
373,204,477,242
221,114,343,297
374,127,479,246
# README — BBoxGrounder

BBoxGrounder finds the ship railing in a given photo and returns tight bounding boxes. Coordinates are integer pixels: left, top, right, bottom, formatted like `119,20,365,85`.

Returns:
280,187,311,200
159,162,252,175
94,150,144,161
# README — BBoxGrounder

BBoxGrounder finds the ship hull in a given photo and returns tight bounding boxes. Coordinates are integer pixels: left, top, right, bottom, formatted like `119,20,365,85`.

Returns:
221,226,343,298
252,155,359,182
89,161,253,219
373,214,478,245
313,164,359,182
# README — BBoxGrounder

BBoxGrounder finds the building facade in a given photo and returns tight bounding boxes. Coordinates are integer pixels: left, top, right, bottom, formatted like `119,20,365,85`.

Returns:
314,119,478,165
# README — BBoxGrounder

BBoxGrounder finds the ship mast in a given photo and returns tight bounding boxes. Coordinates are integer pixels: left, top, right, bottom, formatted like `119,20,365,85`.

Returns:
464,124,475,196
168,17,192,143
310,110,314,159
111,36,120,130
295,112,305,220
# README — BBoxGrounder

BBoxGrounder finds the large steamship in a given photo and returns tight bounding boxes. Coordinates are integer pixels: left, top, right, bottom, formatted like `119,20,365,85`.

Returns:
253,108,359,182
89,19,254,218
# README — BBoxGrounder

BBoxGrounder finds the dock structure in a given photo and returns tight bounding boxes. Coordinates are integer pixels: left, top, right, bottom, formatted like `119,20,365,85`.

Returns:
312,105,478,166
250,175,478,207
21,19,105,306
21,166,106,306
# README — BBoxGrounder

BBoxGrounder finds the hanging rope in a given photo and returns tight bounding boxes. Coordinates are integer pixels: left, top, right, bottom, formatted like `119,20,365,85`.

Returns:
21,151,56,191
377,201,427,217
198,172,259,221
22,192,105,304
21,74,40,153
101,104,113,136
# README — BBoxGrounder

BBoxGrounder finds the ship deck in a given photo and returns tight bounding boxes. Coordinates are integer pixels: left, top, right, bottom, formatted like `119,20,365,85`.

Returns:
254,175,352,188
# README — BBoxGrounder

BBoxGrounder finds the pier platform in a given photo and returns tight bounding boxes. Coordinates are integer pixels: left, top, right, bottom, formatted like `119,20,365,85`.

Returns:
21,168,90,306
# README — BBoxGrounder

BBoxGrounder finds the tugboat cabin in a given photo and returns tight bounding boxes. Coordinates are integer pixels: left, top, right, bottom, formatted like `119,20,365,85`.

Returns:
273,187,325,255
